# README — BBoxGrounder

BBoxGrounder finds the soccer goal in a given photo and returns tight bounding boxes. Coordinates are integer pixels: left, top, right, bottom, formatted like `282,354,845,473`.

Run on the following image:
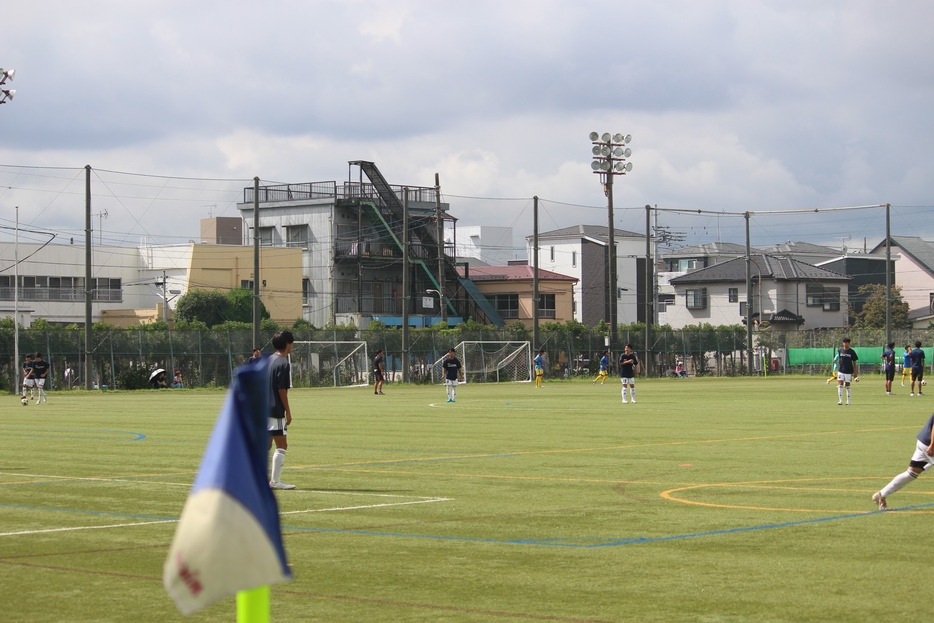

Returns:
290,341,369,388
432,341,532,384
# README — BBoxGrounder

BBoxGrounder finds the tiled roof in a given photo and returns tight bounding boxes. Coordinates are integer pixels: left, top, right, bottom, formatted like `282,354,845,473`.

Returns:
533,224,644,241
457,265,578,282
664,242,756,257
669,253,850,285
876,236,934,276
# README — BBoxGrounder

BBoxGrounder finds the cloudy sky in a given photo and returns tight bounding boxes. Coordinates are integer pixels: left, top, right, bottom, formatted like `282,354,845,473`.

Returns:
1,0,932,257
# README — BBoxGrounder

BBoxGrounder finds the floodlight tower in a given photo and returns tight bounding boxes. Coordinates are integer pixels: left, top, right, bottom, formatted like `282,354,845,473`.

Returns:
0,68,15,105
589,131,632,348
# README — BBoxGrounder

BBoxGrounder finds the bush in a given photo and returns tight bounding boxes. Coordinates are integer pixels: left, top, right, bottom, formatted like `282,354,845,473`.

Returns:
117,367,152,390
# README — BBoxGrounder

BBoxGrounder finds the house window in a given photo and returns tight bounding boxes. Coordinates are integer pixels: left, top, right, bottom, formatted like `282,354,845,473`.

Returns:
685,288,707,310
550,246,555,262
90,277,122,302
728,288,739,303
572,251,577,268
678,259,699,271
657,293,675,313
494,293,519,319
302,278,313,304
822,288,840,311
258,227,274,246
286,225,308,248
538,293,556,319
807,284,841,311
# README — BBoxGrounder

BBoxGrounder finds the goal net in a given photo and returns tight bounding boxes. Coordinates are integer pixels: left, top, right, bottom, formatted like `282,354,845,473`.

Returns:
432,341,532,384
290,341,369,388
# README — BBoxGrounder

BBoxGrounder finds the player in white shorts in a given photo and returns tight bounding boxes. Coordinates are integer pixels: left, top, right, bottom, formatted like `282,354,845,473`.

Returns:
21,353,35,400
618,344,640,404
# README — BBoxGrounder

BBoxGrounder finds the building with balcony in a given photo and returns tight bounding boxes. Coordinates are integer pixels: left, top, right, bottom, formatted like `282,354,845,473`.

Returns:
237,161,503,329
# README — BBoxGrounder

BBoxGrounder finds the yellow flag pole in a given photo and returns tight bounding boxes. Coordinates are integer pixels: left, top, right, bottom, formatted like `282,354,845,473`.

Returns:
237,586,271,623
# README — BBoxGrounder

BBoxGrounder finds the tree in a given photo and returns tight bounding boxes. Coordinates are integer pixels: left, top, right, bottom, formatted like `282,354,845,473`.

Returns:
851,284,911,329
174,290,231,328
227,288,269,324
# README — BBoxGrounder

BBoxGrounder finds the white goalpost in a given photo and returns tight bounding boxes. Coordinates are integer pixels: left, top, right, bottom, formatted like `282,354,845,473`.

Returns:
289,341,369,388
431,341,532,384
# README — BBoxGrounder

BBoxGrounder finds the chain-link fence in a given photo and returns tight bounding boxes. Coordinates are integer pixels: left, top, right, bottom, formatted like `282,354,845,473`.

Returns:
2,324,931,392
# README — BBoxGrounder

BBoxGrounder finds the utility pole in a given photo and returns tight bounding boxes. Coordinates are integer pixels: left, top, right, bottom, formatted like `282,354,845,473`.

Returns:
402,188,410,383
252,177,260,351
84,165,93,390
435,173,446,323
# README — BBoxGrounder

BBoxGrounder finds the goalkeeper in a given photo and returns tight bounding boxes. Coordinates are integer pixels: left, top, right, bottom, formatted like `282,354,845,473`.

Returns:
593,351,610,385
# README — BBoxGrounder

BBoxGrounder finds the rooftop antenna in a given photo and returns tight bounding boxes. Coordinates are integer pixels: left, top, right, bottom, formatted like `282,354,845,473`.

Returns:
95,209,108,245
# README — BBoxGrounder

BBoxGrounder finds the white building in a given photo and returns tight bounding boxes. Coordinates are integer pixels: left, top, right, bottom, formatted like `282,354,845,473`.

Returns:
446,225,516,266
664,253,850,330
526,225,648,327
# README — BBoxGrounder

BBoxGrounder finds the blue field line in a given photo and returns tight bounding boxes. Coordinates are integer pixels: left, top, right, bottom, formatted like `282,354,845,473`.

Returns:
5,501,934,546
0,428,147,442
0,502,173,522
282,503,934,549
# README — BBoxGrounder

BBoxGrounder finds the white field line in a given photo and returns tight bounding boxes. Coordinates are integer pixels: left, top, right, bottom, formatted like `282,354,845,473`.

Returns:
0,478,452,536
0,471,193,487
0,520,177,537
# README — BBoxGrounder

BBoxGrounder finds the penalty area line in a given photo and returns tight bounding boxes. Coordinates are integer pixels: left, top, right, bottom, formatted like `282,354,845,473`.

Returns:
281,495,451,515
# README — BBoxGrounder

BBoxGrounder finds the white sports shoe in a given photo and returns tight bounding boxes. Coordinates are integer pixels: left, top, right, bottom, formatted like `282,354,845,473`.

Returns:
269,481,296,490
872,492,888,511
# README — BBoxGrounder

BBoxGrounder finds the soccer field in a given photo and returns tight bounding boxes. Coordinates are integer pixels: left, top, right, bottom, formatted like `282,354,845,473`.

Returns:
1,376,931,622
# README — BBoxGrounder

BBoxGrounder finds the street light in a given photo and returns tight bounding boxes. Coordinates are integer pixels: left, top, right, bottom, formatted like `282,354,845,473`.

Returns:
589,131,633,348
0,68,15,105
425,288,444,326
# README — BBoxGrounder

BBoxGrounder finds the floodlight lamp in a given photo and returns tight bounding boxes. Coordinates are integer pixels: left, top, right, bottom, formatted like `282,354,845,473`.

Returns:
591,161,602,171
0,68,13,82
614,162,625,172
589,131,599,141
601,161,611,171
624,161,633,171
622,147,632,157
601,132,611,142
592,146,602,156
612,133,624,143
612,147,624,157
623,134,632,144
0,89,13,103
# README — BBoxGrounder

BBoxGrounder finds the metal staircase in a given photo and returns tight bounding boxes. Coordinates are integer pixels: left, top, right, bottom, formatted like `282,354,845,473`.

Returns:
349,161,504,327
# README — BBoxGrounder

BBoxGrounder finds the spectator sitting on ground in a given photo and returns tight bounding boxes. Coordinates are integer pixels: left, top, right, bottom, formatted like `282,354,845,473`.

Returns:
150,370,168,389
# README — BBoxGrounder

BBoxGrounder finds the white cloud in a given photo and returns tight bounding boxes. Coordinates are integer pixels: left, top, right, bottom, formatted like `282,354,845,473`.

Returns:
1,0,932,254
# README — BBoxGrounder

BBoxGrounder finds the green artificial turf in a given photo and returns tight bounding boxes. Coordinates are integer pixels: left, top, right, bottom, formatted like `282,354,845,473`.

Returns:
1,376,930,622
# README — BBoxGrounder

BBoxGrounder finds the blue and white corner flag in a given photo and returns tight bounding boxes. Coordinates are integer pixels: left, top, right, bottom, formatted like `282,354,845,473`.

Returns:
164,359,292,616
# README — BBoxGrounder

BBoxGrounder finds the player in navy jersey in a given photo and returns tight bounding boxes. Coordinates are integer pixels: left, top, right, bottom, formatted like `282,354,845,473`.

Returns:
872,412,934,511
268,331,296,490
31,352,50,403
442,348,463,402
909,340,926,397
373,349,386,395
618,344,640,404
21,353,35,401
882,341,897,396
836,338,859,406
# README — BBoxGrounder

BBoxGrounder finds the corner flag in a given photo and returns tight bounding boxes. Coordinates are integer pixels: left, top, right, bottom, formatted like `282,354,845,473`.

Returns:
164,359,292,616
